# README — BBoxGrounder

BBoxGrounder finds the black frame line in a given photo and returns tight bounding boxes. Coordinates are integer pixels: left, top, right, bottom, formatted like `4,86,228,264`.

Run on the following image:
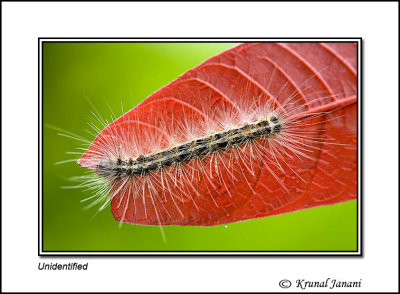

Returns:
40,37,361,39
38,37,362,257
4,0,400,3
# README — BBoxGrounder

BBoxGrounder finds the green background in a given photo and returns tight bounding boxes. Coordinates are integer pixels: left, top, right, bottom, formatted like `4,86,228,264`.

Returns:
43,42,357,252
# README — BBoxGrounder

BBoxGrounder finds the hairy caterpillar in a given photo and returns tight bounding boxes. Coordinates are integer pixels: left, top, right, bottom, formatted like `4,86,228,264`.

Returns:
75,42,357,227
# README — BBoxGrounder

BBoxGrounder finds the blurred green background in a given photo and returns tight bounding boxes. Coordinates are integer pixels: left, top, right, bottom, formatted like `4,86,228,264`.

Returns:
43,42,357,252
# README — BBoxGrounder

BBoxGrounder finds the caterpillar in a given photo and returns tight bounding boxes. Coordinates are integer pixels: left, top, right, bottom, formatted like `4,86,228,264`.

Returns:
96,114,282,179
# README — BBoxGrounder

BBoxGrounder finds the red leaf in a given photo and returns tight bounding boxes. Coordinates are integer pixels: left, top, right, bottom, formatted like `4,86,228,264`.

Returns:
79,43,357,226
